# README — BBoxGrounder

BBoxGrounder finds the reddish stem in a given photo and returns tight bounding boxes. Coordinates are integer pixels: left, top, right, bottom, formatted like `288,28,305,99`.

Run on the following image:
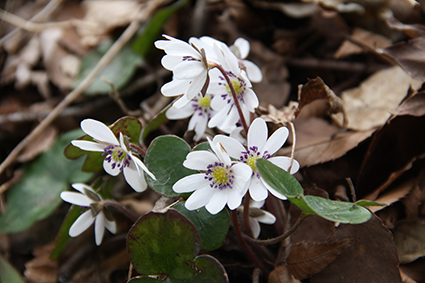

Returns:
102,200,138,222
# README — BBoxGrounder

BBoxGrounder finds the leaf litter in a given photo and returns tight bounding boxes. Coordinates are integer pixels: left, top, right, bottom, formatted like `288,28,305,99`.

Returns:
1,0,425,282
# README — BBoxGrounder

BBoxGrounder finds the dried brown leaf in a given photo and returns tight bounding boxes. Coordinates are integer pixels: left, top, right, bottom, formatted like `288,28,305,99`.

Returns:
310,214,401,283
17,126,58,162
297,77,344,118
286,238,354,280
332,66,422,131
394,221,425,264
24,243,58,283
335,27,392,59
368,179,414,213
269,264,301,283
387,17,425,38
390,91,425,117
378,37,425,81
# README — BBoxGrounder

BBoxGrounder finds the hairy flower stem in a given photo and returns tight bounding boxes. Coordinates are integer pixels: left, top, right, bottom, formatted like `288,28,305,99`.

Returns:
102,200,138,222
211,63,249,134
129,143,146,156
231,210,269,277
243,196,254,237
244,214,308,245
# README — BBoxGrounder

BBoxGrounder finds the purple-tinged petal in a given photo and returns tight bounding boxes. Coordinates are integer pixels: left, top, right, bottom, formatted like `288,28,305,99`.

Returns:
103,158,120,176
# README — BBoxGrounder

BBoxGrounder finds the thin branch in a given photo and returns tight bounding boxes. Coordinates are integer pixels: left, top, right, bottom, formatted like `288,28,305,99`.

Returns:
243,195,254,238
102,78,143,117
0,0,168,176
244,214,308,246
287,121,296,173
0,0,64,47
0,8,97,32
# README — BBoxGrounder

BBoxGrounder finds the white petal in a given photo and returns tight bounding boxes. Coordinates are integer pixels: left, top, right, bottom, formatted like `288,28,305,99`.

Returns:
183,151,218,170
185,186,215,210
248,118,267,151
69,211,94,237
71,140,105,152
255,210,276,225
154,39,170,50
249,217,261,238
234,38,250,59
185,72,208,101
166,104,194,119
231,163,252,194
103,158,120,176
161,55,183,70
173,174,208,193
95,212,105,245
80,119,118,145
213,135,245,159
262,179,288,200
217,107,239,131
206,190,228,214
243,60,262,83
173,95,192,108
123,163,148,192
227,188,244,210
71,183,95,194
161,79,189,97
105,217,117,234
249,177,268,201
209,138,231,165
262,127,289,156
174,61,205,79
189,114,208,142
132,155,156,180
268,157,300,174
243,88,259,111
60,192,92,206
164,41,200,58
250,200,265,209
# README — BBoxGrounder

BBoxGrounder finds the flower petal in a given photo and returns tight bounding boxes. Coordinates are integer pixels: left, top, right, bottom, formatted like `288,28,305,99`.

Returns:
103,158,120,176
248,118,267,151
105,217,117,234
185,72,208,101
183,151,218,170
243,60,262,83
185,186,215,211
173,95,192,108
71,140,105,152
243,88,259,111
262,127,289,156
80,119,118,145
161,78,189,97
95,212,105,246
249,177,268,201
255,210,276,225
208,138,231,165
174,61,205,79
249,217,261,238
213,135,245,160
189,114,208,142
60,192,92,206
268,156,300,174
161,55,182,70
132,155,156,180
173,174,208,193
206,190,228,214
164,41,200,58
69,211,94,237
71,183,96,194
227,188,243,210
262,179,288,200
123,162,147,192
234,38,250,59
166,104,194,119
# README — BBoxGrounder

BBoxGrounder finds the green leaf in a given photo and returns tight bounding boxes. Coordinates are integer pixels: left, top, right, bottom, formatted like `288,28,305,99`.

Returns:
74,40,143,95
303,195,372,224
174,202,230,251
132,0,188,55
127,210,228,283
127,210,200,275
193,142,211,151
64,117,142,173
355,200,386,207
50,205,85,260
144,135,195,197
0,129,93,234
0,254,25,283
256,159,303,198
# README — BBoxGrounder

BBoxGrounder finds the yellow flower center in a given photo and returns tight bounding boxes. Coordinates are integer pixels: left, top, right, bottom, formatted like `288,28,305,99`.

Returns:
198,95,211,108
247,155,259,172
212,166,229,185
226,80,242,96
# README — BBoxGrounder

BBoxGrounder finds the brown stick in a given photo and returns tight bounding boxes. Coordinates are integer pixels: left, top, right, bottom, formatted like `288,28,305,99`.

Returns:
0,0,168,176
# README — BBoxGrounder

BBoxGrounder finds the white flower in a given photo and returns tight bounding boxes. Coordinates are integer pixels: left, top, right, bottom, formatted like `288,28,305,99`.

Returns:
214,118,300,201
238,200,276,238
166,92,217,141
229,38,262,83
71,119,155,192
155,35,221,108
60,183,116,246
207,46,259,131
173,138,252,215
